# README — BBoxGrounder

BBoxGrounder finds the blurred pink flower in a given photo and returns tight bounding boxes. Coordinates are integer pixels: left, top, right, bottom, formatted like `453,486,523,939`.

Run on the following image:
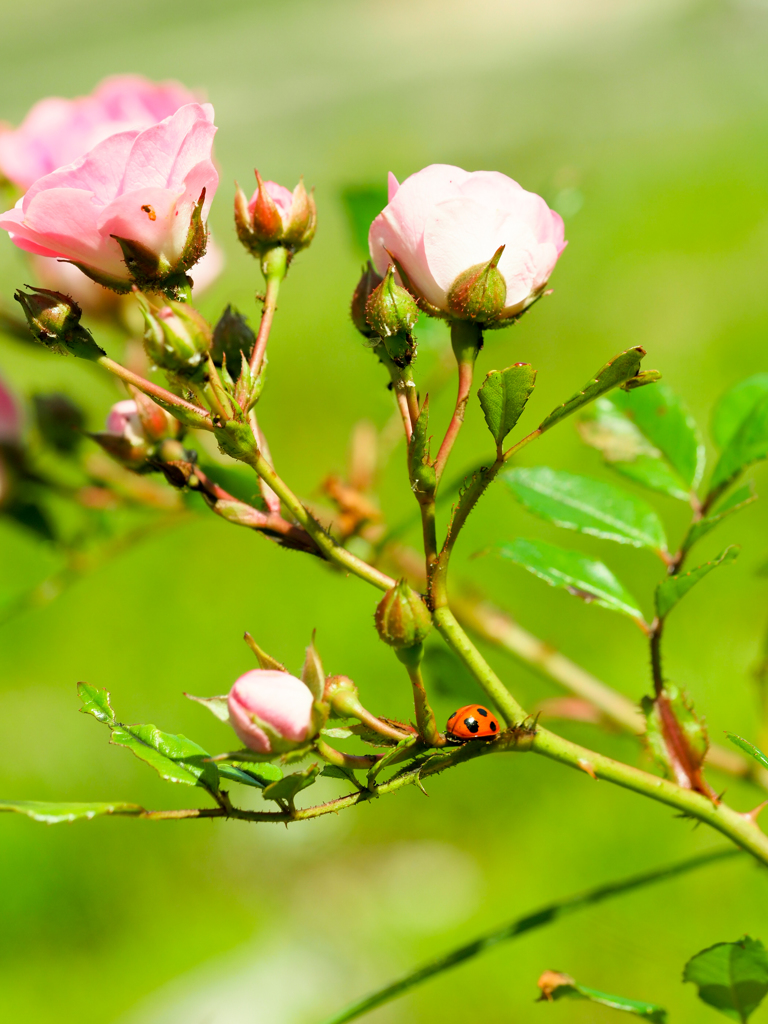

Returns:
0,104,219,288
105,399,144,443
0,373,21,443
0,75,200,191
228,669,314,754
368,163,566,318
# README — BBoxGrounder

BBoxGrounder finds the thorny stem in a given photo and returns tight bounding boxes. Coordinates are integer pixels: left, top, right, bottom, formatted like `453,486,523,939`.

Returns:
433,321,481,483
248,247,287,379
97,356,212,429
397,646,446,747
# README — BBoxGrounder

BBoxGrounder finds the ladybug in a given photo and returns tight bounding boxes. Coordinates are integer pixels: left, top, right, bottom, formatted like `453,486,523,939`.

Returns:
445,704,499,743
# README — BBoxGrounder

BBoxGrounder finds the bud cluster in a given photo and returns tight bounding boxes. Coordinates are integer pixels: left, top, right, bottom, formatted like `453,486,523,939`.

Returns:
139,297,212,379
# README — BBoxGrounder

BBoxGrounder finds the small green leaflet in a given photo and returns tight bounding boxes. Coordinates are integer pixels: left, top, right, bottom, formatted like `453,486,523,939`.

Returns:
504,466,668,554
477,363,536,450
538,972,667,1022
0,800,144,824
262,763,320,804
711,374,768,449
726,735,768,773
78,682,219,793
682,485,756,554
539,347,645,433
710,392,768,493
578,398,692,501
217,762,283,789
655,546,739,619
185,693,230,722
610,383,705,490
683,937,768,1022
496,538,646,626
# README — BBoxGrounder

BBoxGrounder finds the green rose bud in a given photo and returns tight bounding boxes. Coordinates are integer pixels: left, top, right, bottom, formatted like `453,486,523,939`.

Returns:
374,579,432,649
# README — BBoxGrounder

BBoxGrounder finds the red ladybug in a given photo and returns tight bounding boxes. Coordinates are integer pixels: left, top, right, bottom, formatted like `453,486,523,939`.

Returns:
446,704,500,743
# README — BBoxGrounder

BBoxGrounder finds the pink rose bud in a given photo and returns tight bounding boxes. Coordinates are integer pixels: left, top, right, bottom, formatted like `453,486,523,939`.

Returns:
0,374,21,444
0,75,200,192
95,398,151,467
235,172,316,258
228,669,315,754
368,164,566,323
0,104,219,295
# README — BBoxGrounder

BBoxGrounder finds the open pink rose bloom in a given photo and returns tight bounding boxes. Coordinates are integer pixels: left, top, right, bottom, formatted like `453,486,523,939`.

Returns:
0,103,218,289
368,163,566,318
228,670,314,754
0,75,199,192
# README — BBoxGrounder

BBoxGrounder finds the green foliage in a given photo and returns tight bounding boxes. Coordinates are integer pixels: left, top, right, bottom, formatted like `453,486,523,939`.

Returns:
726,734,768,772
538,973,667,1021
408,399,436,494
217,762,282,789
504,466,668,554
538,347,646,433
0,800,144,823
578,397,693,501
496,538,646,624
477,363,536,449
710,392,768,493
683,937,768,1022
185,692,230,722
261,763,320,803
683,485,757,553
654,546,739,619
711,374,768,449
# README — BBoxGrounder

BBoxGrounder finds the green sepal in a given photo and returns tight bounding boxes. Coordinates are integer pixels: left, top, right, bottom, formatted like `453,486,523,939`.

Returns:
302,633,325,701
539,347,646,433
261,763,320,804
67,261,133,294
655,546,739,619
185,693,230,722
214,418,258,461
478,363,536,450
243,632,286,671
641,685,708,788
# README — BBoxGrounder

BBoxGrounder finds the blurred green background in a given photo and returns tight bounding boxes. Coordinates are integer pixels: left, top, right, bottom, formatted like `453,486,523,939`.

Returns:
2,0,768,1021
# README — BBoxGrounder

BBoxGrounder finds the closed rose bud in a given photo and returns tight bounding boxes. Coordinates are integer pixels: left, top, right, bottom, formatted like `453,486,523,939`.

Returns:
365,265,419,366
350,262,383,337
228,669,315,754
369,164,565,324
375,579,432,649
131,390,182,443
0,103,218,295
235,172,316,259
140,298,212,378
211,305,255,370
93,398,152,467
14,286,105,361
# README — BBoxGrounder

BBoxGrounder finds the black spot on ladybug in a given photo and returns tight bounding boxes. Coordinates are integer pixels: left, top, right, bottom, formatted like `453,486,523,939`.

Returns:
464,717,479,734
490,721,497,732
477,707,488,717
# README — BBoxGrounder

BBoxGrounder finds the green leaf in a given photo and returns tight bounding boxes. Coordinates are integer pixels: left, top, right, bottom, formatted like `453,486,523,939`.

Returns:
217,761,282,789
610,383,705,490
477,363,536,449
111,724,220,790
496,538,646,625
710,392,768,493
77,682,115,725
539,347,645,433
683,937,768,1022
320,764,358,783
683,485,757,553
0,800,144,824
712,374,768,449
726,734,768,773
262,763,320,803
185,692,230,722
655,545,739,619
539,972,667,1022
578,398,692,501
504,466,668,553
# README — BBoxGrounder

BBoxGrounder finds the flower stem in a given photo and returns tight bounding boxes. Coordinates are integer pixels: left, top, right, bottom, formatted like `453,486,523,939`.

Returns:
97,356,212,429
249,246,287,378
433,321,481,483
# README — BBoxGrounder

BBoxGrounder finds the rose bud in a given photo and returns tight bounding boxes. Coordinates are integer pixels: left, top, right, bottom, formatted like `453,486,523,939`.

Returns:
0,104,218,296
375,579,432,650
14,286,105,361
0,74,200,192
92,399,152,467
368,164,566,325
235,172,317,258
228,669,317,755
364,264,419,366
211,305,256,370
139,298,212,378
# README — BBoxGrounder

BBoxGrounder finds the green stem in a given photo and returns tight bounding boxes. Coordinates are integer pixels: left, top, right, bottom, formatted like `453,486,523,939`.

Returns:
316,847,740,1024
315,738,379,770
249,247,286,378
433,321,481,483
97,356,212,430
397,646,446,747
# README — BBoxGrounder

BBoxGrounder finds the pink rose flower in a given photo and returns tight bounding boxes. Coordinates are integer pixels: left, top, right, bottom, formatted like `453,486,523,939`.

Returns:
0,75,199,191
368,164,566,319
0,103,218,291
0,374,21,444
235,172,316,257
228,669,315,754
